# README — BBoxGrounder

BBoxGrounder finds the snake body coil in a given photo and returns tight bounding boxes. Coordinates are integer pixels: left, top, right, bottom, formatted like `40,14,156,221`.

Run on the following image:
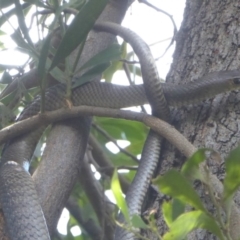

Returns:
95,22,170,240
1,21,240,239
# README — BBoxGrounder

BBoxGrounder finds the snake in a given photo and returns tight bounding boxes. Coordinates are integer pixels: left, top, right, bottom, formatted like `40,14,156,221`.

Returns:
1,22,240,240
94,23,170,240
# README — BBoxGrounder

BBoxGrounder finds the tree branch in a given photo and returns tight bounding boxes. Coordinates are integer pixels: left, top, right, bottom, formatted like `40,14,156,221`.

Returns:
0,106,195,157
78,154,115,240
92,123,139,163
89,134,130,193
66,196,102,240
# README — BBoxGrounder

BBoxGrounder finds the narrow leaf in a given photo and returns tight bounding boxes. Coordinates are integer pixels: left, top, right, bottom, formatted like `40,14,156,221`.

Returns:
11,30,33,54
79,43,121,71
50,0,108,70
45,58,67,84
111,169,129,221
131,215,148,229
1,71,12,84
0,90,17,106
163,211,224,240
13,0,33,47
154,170,206,212
172,198,185,222
162,199,185,228
223,146,240,202
162,201,174,227
103,42,126,82
72,62,110,88
181,149,207,182
38,33,53,81
0,103,15,124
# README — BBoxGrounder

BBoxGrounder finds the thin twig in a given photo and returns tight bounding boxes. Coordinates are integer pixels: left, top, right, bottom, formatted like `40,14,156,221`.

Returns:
66,196,102,240
78,154,115,239
121,59,140,65
139,0,177,35
92,123,139,163
89,135,130,193
139,0,178,59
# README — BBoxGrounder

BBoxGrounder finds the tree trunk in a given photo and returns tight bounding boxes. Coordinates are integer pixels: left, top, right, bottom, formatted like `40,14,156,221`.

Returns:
147,0,240,239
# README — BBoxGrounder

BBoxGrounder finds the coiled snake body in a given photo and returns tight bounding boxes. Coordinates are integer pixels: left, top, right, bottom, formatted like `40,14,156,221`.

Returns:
1,22,240,239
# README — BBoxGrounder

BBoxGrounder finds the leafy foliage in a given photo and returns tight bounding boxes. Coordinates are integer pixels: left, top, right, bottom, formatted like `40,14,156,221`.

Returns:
150,147,240,240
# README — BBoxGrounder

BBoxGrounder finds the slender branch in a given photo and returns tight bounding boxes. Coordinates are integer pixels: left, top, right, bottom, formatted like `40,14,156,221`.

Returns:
78,154,115,240
89,135,130,193
139,0,177,35
66,196,102,240
121,59,140,65
139,0,177,60
92,123,139,163
0,105,196,157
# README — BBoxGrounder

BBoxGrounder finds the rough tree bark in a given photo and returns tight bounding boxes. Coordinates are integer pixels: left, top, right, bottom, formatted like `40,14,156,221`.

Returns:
147,0,240,239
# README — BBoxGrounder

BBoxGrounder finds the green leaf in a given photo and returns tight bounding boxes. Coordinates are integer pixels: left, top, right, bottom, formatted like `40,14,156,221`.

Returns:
96,118,147,143
72,62,110,88
154,170,206,212
181,149,207,182
0,103,15,125
163,211,224,240
172,198,185,222
79,43,121,71
127,64,142,77
223,146,240,202
1,71,12,84
103,59,123,82
0,42,4,50
0,90,17,106
13,0,33,47
45,58,67,84
11,30,34,55
162,199,185,227
103,41,126,82
50,0,109,70
111,169,129,221
162,201,173,227
131,215,148,229
0,30,6,36
37,33,53,82
0,4,30,28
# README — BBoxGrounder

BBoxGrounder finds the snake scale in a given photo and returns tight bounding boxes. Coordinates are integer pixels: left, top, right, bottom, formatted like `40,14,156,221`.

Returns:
1,22,240,239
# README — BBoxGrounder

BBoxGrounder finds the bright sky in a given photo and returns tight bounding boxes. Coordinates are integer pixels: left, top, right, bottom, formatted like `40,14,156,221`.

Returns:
123,0,186,80
0,0,186,238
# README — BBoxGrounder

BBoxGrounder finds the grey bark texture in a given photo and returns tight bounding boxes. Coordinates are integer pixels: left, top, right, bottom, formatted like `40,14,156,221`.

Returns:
145,0,240,239
32,0,130,239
